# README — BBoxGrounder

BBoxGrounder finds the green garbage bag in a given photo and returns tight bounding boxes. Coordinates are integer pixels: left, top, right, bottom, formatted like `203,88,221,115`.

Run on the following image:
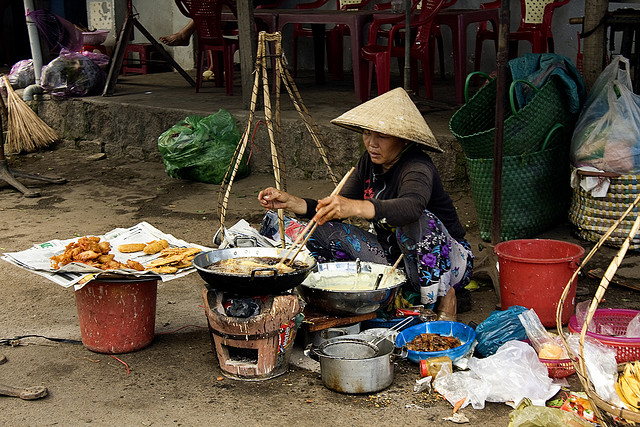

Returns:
158,109,249,184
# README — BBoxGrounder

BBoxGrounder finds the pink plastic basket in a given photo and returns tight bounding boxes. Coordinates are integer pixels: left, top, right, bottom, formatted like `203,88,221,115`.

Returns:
568,308,640,363
523,340,576,378
538,357,576,378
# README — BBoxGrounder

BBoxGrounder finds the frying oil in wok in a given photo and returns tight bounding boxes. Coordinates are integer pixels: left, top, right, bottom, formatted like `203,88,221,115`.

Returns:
206,256,308,276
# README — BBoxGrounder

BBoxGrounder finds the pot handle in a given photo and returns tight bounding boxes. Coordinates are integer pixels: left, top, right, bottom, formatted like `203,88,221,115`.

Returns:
304,344,320,362
250,267,278,279
392,345,408,360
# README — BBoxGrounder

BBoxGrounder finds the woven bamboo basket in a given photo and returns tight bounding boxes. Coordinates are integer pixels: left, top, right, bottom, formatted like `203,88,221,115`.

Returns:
449,73,577,159
557,191,640,425
466,123,571,242
569,169,640,250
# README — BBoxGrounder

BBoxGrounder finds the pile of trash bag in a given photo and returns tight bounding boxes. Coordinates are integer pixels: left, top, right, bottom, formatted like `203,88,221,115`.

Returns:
7,59,35,89
158,109,249,185
41,49,106,97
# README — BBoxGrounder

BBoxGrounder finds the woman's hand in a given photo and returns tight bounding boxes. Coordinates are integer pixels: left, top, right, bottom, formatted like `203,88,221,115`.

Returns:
314,195,375,225
257,187,307,215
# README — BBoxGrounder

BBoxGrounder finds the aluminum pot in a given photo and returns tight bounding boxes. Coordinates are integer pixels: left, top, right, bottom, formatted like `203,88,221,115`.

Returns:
192,247,316,296
297,261,406,315
308,322,361,347
305,334,406,394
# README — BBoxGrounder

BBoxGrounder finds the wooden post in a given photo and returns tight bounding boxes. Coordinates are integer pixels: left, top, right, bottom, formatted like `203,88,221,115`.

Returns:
491,0,510,245
582,0,608,90
236,0,257,108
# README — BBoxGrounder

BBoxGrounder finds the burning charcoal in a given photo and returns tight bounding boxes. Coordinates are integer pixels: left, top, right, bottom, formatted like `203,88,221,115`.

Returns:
226,299,261,318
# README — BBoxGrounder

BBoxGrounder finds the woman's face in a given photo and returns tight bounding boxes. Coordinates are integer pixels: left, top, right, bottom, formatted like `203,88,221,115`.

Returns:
362,130,406,171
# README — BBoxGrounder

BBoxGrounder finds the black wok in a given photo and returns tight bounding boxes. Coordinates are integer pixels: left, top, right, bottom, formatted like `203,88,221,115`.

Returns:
192,247,317,296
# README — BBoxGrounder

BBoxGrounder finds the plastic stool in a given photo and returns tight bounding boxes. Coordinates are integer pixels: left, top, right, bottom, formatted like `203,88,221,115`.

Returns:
122,43,154,76
83,44,108,54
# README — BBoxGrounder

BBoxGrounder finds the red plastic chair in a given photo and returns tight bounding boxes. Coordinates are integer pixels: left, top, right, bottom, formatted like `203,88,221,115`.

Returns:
291,0,332,78
360,0,448,101
370,0,454,80
176,0,240,95
325,0,375,80
473,0,572,72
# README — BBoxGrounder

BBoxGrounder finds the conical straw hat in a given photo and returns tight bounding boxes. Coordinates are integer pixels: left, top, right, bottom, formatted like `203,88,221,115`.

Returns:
331,88,442,153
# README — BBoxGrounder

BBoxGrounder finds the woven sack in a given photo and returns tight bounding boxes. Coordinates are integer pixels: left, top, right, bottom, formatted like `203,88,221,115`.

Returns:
467,125,571,242
450,73,577,159
569,170,640,249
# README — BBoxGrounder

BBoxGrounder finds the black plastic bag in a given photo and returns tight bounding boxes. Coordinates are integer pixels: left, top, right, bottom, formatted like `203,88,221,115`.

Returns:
158,109,249,184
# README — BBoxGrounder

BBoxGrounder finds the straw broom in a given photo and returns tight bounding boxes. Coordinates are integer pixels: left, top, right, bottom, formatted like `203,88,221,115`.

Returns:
1,75,58,153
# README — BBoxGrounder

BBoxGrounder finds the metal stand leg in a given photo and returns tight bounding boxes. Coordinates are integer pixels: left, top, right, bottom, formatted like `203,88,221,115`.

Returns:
473,244,501,308
103,10,195,96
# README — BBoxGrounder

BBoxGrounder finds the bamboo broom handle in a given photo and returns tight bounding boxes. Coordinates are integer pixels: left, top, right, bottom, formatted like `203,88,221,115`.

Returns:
279,167,355,265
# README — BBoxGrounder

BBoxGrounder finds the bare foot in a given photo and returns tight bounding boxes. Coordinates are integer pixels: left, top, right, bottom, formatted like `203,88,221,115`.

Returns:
159,33,190,46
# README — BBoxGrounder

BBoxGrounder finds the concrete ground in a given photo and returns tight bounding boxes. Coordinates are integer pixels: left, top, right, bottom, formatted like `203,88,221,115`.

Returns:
0,66,639,425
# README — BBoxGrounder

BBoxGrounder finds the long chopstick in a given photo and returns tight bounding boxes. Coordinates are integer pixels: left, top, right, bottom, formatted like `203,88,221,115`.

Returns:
378,253,404,289
278,167,355,266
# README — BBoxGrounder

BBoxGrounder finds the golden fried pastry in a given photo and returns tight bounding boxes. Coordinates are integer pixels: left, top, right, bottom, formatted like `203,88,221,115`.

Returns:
143,239,169,255
118,243,147,253
147,266,179,274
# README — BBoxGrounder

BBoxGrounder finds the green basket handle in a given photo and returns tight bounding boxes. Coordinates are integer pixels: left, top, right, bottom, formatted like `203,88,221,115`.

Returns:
541,123,565,151
464,71,492,103
509,79,540,114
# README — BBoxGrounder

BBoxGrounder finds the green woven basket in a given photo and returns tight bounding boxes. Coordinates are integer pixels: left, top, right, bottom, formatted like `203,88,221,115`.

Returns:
450,73,577,159
467,124,571,242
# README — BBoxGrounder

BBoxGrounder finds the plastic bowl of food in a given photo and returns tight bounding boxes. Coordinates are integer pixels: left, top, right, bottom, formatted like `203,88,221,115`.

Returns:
81,30,109,46
395,321,476,363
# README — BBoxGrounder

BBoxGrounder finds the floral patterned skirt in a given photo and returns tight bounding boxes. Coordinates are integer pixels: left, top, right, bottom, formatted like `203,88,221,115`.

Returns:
305,211,474,305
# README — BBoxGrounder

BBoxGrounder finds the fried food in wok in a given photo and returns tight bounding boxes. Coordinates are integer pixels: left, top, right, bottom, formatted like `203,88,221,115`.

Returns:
406,333,462,352
206,256,308,276
50,236,145,271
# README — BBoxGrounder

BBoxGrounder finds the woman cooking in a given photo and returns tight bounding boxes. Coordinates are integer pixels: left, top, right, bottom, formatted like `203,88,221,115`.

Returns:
258,88,473,321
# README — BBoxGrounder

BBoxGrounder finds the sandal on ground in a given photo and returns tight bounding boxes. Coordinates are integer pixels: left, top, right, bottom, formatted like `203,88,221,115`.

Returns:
436,311,457,322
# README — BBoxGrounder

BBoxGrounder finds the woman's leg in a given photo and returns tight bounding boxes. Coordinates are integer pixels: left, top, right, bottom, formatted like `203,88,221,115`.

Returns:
159,20,196,46
306,221,388,264
396,211,474,316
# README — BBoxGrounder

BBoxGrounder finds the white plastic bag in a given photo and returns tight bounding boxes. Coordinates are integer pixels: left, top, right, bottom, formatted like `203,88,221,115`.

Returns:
518,309,569,359
626,313,640,337
570,56,640,174
567,334,623,407
433,341,560,410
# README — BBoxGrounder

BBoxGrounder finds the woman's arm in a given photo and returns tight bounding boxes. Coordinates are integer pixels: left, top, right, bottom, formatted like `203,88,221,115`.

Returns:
314,196,375,224
257,187,308,216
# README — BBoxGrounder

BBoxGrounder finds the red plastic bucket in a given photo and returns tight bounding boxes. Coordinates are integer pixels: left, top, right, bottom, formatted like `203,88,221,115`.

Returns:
75,278,158,354
494,239,585,327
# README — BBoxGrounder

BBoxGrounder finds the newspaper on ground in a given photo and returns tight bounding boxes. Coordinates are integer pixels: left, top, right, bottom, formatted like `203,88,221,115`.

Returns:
1,222,212,289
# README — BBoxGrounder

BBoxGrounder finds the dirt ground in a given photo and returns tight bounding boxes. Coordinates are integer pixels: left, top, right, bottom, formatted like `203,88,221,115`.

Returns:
0,141,638,426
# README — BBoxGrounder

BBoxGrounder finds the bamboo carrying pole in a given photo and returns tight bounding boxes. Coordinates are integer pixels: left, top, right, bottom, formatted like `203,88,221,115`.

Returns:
1,76,58,153
217,32,338,248
556,192,640,425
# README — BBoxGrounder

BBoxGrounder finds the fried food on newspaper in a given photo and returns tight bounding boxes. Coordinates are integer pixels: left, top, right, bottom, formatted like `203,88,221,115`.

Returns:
143,239,170,254
118,243,146,253
145,247,201,274
117,240,169,254
50,236,145,271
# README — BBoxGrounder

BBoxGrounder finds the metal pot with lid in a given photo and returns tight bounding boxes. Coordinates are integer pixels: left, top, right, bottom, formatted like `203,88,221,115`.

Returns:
305,334,407,394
